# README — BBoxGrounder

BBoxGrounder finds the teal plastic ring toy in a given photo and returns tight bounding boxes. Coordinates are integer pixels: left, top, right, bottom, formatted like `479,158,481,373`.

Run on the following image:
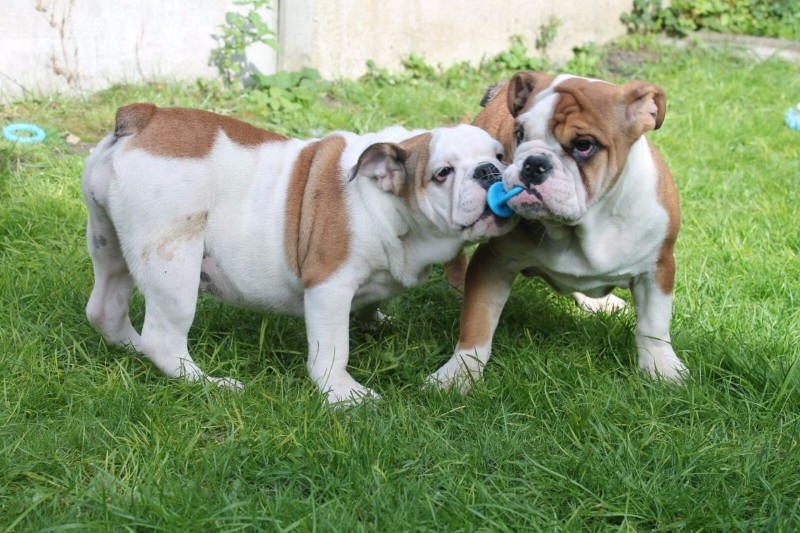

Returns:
3,123,46,144
786,105,800,131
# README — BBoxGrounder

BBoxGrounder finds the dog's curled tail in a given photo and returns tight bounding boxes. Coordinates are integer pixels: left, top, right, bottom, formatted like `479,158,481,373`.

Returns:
114,103,157,138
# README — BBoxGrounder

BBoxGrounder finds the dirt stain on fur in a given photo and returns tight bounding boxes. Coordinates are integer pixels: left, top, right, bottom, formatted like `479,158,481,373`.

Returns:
141,211,208,263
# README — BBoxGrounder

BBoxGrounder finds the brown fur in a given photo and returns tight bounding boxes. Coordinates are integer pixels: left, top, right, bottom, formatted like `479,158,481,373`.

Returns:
455,241,513,348
398,133,432,201
473,81,516,162
472,72,680,296
651,144,680,294
284,135,350,288
117,104,286,158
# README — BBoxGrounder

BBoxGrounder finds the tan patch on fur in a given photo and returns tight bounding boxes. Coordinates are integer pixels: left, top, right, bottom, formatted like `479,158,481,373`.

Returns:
458,241,495,348
651,143,680,294
117,104,286,158
444,250,469,295
472,81,516,162
141,211,208,263
549,79,626,200
472,72,555,164
284,135,349,287
548,78,667,200
115,103,157,137
399,133,431,201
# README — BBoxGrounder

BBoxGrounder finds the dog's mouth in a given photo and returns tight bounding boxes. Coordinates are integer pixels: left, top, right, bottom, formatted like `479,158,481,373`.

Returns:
509,187,582,225
461,205,513,232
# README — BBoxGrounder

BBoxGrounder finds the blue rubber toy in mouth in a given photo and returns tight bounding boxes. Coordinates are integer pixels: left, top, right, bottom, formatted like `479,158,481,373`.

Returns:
486,181,524,218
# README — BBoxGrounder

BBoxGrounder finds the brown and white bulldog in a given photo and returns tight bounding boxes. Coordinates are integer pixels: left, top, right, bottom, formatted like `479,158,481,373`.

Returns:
82,103,512,404
428,71,688,391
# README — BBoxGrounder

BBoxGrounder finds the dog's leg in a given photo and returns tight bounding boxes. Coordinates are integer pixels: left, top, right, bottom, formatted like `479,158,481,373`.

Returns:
304,281,378,405
427,243,517,393
85,204,141,349
132,234,242,390
443,249,469,296
630,273,687,382
572,292,627,313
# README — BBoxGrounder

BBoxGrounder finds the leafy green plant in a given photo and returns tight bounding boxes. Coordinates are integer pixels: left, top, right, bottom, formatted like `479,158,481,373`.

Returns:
564,44,604,77
364,34,554,92
363,53,437,87
491,34,551,73
621,0,800,39
535,16,562,54
247,68,331,113
209,0,279,85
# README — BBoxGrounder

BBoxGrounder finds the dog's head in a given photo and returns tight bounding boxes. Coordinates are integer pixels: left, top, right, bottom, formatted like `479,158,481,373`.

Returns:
351,124,514,242
482,71,666,225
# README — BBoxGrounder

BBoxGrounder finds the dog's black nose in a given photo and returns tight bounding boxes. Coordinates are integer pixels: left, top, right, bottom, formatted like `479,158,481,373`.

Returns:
520,154,552,186
473,162,503,190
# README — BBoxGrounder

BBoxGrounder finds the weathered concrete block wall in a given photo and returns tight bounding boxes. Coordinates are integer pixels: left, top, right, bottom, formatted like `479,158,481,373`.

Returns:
278,1,631,78
1,1,631,102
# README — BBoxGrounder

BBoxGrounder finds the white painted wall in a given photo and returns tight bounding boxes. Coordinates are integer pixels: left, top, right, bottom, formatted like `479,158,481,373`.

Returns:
278,1,631,78
0,0,631,103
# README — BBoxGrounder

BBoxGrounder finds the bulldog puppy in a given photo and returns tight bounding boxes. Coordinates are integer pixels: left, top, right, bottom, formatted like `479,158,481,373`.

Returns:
82,103,512,404
428,71,688,391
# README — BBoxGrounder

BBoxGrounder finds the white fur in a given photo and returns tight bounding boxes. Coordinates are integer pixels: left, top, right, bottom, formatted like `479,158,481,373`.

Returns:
429,77,687,391
83,122,509,405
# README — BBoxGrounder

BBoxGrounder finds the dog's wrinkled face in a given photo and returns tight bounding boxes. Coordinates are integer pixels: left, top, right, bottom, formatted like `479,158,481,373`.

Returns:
502,73,666,224
418,125,512,241
353,124,513,241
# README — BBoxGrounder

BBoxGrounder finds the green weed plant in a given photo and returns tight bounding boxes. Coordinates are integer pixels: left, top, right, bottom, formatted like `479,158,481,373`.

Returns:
623,0,800,39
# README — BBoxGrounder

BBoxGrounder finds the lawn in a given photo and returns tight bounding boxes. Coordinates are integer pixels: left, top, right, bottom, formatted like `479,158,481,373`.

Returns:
1,37,799,530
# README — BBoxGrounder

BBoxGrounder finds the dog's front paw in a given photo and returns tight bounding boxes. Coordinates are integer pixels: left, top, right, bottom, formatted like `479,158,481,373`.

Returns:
572,292,627,313
638,349,688,383
425,354,484,394
322,375,380,407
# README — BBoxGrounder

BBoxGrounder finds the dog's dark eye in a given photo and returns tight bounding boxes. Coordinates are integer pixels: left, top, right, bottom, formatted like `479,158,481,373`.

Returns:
496,153,504,162
433,166,454,183
572,138,598,161
514,125,525,146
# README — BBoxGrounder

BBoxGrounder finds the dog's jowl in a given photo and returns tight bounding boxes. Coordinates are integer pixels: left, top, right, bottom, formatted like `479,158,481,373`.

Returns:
82,103,513,404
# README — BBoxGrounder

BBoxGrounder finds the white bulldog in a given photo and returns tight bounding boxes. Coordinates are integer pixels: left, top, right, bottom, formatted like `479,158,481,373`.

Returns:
82,103,512,404
429,71,688,391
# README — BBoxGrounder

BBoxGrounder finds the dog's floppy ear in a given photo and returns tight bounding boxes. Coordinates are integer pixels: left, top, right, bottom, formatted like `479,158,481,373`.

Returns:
622,81,666,135
507,71,552,117
350,142,409,195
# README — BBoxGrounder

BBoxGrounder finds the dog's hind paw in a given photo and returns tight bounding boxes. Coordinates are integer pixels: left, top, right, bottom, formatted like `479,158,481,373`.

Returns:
206,376,245,391
572,292,627,314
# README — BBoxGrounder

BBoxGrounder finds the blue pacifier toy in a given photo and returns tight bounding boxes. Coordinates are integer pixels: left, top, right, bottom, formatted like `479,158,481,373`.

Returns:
487,181,524,218
786,104,800,131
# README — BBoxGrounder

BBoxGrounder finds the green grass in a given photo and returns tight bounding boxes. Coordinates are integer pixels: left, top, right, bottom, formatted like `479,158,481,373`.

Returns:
2,38,799,530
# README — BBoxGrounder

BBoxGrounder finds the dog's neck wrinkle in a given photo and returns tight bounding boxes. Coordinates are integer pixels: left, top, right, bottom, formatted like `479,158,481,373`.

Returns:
392,216,461,287
351,178,427,288
541,138,665,275
599,138,657,214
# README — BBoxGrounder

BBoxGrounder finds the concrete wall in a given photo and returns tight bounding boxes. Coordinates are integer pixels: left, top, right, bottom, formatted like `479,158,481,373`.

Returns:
279,1,632,78
0,0,631,103
0,0,278,102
